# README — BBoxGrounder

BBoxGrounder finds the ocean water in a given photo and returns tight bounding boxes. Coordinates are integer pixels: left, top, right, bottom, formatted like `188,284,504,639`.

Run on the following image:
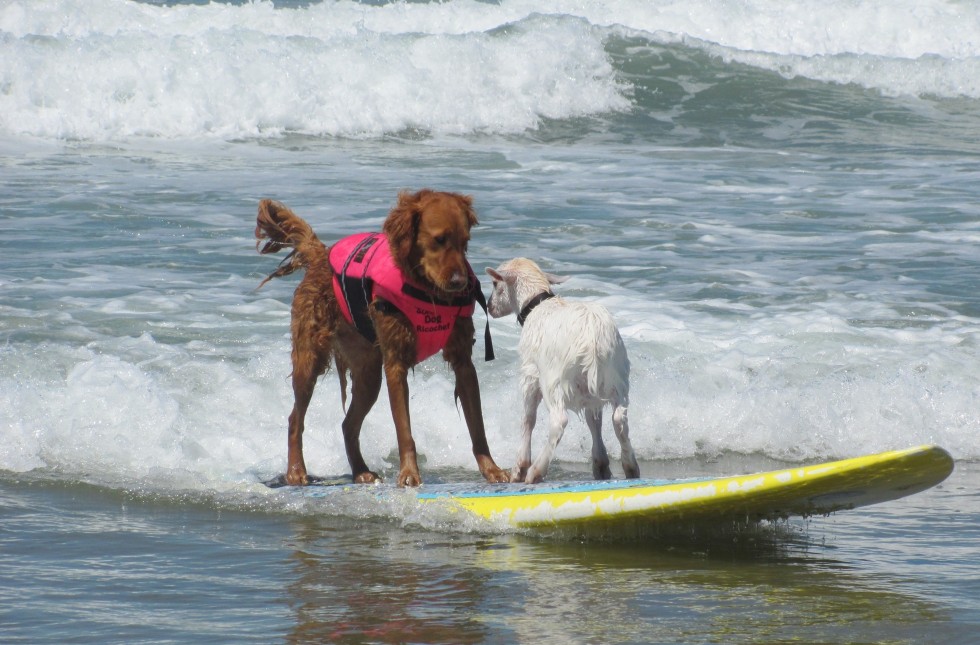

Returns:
2,0,980,642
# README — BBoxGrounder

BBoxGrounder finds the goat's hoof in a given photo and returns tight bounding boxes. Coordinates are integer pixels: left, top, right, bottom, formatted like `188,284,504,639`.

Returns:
525,468,546,484
593,465,612,480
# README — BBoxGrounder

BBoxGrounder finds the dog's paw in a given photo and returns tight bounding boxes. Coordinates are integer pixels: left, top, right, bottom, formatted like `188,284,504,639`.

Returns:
397,468,423,488
472,455,510,484
354,470,382,484
481,465,510,484
285,466,309,486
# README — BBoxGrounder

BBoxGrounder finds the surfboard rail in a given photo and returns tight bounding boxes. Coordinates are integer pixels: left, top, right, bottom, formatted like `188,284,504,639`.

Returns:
415,445,954,528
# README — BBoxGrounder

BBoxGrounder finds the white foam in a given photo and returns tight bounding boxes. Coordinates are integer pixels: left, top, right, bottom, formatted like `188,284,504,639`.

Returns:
594,0,980,59
0,1,628,140
2,0,978,142
3,277,977,492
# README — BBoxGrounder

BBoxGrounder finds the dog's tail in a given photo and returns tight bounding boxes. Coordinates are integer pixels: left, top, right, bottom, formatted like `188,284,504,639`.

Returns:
254,199,327,289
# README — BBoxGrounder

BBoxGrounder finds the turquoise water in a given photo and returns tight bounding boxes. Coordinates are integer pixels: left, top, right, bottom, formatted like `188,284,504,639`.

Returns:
3,0,980,642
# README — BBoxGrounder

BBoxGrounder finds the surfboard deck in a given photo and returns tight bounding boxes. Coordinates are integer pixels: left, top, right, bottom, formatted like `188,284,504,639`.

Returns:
270,445,953,530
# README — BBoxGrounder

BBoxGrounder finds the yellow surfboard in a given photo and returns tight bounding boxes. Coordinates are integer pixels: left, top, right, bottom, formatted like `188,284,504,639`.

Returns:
415,445,953,529
276,445,953,531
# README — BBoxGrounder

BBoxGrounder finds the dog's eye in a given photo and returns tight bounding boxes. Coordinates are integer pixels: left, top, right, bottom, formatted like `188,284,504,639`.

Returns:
434,235,448,246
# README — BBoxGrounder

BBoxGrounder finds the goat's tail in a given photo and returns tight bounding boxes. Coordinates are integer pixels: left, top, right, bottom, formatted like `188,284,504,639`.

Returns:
254,199,327,288
588,316,630,406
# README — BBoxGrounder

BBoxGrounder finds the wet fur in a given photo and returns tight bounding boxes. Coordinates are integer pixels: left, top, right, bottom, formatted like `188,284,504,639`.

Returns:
486,257,640,483
255,190,508,487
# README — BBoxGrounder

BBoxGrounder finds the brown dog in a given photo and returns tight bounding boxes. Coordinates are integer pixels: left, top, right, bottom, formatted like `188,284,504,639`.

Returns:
254,190,508,487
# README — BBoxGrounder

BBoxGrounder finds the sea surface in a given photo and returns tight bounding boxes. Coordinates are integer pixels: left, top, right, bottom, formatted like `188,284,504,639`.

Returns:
2,0,980,643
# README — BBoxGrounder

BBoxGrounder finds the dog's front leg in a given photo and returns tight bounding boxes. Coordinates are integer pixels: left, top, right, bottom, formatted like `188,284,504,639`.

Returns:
445,319,509,484
452,359,510,483
370,309,424,486
383,360,423,487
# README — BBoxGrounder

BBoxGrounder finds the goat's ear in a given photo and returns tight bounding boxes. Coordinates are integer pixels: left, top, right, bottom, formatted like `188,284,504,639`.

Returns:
545,272,569,285
486,267,518,284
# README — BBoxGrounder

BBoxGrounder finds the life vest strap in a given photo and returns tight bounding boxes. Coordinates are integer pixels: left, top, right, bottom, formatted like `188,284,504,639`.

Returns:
473,286,494,362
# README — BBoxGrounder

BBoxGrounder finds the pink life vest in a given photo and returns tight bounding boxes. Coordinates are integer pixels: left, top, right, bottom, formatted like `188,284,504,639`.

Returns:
329,232,483,363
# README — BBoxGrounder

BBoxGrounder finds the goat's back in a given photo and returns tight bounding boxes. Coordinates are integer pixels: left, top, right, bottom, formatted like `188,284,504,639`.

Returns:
518,299,629,411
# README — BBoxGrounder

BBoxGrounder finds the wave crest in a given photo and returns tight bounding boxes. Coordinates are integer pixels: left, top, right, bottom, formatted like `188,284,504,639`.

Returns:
0,4,629,140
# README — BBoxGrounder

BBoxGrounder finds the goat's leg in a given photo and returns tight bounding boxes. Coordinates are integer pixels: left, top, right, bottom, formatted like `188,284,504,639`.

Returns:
525,399,567,483
512,376,542,483
612,399,640,478
585,408,612,480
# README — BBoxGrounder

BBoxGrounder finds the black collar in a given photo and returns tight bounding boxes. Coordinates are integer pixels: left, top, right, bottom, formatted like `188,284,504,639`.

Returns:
517,292,555,327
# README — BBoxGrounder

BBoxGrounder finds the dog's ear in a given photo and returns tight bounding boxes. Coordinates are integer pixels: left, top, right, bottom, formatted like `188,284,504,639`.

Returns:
545,272,569,285
384,190,422,261
457,193,478,229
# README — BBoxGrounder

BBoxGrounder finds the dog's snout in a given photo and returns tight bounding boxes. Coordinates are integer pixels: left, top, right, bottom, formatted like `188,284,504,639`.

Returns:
448,270,468,291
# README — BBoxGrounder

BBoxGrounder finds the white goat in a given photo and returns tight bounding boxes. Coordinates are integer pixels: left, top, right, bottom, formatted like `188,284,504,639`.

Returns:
486,258,640,483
